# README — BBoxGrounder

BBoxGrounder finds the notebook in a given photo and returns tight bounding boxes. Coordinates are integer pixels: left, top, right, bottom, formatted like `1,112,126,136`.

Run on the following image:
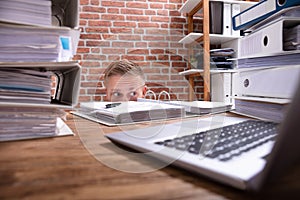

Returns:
106,79,300,191
72,101,185,126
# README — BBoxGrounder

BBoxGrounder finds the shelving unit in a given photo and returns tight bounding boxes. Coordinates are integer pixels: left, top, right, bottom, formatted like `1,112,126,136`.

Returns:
179,0,257,101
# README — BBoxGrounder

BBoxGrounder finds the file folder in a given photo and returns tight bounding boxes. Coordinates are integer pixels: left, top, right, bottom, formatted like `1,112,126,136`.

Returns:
209,1,223,34
232,0,300,31
232,65,300,99
238,18,300,58
0,61,81,108
52,0,79,28
231,4,241,36
223,3,232,36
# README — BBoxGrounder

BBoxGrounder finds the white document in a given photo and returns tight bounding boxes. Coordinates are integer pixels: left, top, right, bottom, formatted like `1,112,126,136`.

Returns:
231,4,241,36
75,101,185,125
232,65,300,99
238,18,300,58
223,3,232,36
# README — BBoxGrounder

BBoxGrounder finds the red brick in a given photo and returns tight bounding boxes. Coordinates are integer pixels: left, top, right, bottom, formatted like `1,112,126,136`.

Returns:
82,6,105,13
121,55,145,61
112,42,134,48
79,96,92,102
138,22,159,28
110,28,133,34
149,42,169,48
126,15,150,21
113,21,137,28
146,10,157,16
88,21,111,27
80,0,89,5
85,27,109,33
107,8,120,14
80,33,101,40
150,3,163,9
86,41,109,47
126,2,148,9
101,1,125,7
151,16,169,22
90,0,99,5
77,48,90,53
121,8,144,15
127,49,149,54
118,35,141,41
83,54,106,60
102,48,126,54
80,61,101,67
101,14,125,21
136,42,148,48
80,13,100,19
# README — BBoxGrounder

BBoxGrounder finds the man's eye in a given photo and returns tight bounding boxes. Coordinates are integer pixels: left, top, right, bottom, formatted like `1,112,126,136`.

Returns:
129,91,137,96
112,92,122,97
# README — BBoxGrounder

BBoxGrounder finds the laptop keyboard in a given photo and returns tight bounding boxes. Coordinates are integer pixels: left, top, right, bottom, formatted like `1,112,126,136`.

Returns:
154,120,278,161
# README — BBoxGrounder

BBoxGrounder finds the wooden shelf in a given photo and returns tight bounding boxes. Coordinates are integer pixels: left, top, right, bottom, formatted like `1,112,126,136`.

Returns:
179,32,241,45
179,69,237,76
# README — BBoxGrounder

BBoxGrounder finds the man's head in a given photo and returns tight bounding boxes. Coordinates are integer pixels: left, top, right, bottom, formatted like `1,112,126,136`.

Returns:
103,59,147,102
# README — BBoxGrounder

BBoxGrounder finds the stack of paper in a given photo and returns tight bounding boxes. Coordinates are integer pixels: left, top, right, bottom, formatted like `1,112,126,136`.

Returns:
0,0,52,26
137,98,232,115
0,1,80,141
0,22,80,62
0,106,66,142
0,68,52,104
233,97,290,123
73,101,185,126
210,48,234,69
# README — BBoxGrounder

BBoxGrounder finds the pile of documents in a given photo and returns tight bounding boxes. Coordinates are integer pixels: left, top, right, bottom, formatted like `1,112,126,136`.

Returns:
74,101,185,126
0,68,52,104
0,0,81,141
210,48,234,69
0,106,65,141
0,0,80,62
232,1,300,122
0,0,52,26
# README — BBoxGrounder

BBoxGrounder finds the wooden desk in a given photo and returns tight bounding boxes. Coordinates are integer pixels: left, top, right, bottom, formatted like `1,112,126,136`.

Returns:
1,114,300,199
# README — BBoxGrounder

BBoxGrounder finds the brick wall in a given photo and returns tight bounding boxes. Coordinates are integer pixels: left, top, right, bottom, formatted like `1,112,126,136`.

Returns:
75,0,204,102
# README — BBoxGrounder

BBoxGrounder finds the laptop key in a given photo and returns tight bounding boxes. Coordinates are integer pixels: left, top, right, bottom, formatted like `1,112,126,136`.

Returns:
154,120,279,161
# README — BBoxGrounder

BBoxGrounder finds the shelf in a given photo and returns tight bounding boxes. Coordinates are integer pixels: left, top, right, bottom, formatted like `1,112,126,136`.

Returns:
179,32,240,45
179,0,256,14
179,69,237,76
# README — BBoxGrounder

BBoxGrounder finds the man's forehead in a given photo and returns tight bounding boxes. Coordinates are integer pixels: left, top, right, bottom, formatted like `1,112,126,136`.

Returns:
111,75,144,86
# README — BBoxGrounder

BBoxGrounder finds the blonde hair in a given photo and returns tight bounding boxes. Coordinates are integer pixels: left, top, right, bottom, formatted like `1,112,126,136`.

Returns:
103,59,145,86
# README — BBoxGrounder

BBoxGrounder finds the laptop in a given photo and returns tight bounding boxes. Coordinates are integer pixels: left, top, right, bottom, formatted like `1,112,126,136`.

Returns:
105,79,300,191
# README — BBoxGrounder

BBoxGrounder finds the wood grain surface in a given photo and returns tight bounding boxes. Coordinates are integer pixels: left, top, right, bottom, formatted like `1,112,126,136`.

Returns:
0,113,299,199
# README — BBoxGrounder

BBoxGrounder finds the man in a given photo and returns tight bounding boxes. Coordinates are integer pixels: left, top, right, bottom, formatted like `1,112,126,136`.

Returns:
103,59,147,101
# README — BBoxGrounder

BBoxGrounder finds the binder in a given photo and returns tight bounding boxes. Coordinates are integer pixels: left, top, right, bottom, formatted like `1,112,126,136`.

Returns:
231,4,241,36
232,65,300,99
0,61,81,108
72,101,185,126
238,18,300,58
209,1,223,34
0,22,80,62
249,5,300,31
223,3,232,36
52,0,79,28
211,72,232,105
232,0,300,31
